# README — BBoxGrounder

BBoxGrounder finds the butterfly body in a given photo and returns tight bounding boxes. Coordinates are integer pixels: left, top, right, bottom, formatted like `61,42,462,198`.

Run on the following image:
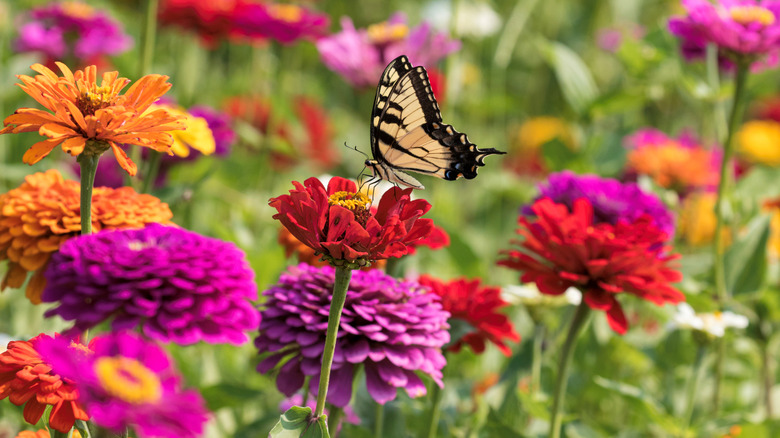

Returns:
365,55,505,189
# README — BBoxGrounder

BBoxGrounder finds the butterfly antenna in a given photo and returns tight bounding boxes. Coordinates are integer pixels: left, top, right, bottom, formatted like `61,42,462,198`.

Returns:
344,142,369,160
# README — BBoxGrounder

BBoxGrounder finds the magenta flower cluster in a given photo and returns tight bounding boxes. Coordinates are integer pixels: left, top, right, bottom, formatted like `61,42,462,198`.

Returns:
15,2,132,62
255,263,450,406
316,12,461,88
42,224,260,345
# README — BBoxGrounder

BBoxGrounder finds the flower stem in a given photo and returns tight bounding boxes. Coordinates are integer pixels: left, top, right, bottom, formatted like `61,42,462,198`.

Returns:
139,0,159,77
762,341,775,418
548,300,591,438
531,323,546,398
77,154,99,235
375,402,385,438
314,265,353,418
680,345,707,436
426,382,444,438
140,152,162,193
712,62,750,304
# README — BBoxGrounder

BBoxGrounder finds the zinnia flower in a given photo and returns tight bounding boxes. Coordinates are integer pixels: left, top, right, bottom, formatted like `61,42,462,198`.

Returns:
737,119,780,165
158,0,251,45
499,198,685,334
418,276,520,356
234,2,329,44
526,170,676,240
624,128,721,192
679,192,733,246
763,197,780,256
255,263,449,405
668,0,780,69
14,2,132,64
316,12,461,88
0,169,173,304
37,332,209,438
1,63,185,175
270,177,434,266
42,224,259,345
669,303,749,337
0,334,89,433
16,431,54,438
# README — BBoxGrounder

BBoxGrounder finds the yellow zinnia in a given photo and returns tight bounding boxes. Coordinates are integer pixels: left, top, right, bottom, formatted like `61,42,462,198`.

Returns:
737,120,780,166
147,104,215,158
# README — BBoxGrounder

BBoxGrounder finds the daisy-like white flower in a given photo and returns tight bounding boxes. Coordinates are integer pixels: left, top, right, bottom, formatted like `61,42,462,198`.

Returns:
669,303,749,337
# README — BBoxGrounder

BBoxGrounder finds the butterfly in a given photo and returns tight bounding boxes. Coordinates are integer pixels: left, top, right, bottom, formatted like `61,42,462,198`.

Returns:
364,55,505,190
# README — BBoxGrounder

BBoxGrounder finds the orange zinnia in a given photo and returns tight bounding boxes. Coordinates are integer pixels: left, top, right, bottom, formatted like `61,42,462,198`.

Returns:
1,62,185,175
0,334,89,433
0,169,174,304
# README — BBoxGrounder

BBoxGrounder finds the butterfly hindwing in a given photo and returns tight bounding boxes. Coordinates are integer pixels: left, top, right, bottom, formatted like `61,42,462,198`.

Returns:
367,55,504,189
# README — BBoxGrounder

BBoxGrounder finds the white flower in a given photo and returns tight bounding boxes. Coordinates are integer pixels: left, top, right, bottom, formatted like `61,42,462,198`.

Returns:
669,303,749,337
502,284,581,307
423,0,502,38
0,333,13,354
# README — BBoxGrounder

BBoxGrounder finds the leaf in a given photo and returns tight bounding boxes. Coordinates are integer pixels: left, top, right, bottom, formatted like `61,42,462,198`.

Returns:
200,383,263,411
592,376,679,432
540,138,579,172
540,40,599,115
269,406,329,438
725,214,772,296
483,408,525,438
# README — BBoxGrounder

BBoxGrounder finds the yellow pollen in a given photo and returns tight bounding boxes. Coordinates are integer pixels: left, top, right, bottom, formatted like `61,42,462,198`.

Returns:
714,311,723,320
95,357,162,404
328,191,370,211
60,1,96,19
730,5,775,26
268,4,303,23
77,86,115,115
367,22,409,44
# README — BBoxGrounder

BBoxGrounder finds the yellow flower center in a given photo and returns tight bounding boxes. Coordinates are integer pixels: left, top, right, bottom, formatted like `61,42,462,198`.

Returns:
328,191,370,211
61,1,95,19
268,4,303,23
77,86,115,116
367,21,409,44
95,357,162,404
730,5,775,26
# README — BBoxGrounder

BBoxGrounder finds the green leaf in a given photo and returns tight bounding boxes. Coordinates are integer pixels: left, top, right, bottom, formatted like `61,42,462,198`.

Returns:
540,138,579,172
200,383,262,411
725,214,772,296
540,40,599,115
592,376,678,432
483,408,525,438
269,406,329,438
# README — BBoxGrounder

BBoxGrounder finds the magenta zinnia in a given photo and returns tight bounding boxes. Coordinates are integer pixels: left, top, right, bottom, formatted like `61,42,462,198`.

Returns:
37,332,209,438
499,198,685,334
255,263,449,406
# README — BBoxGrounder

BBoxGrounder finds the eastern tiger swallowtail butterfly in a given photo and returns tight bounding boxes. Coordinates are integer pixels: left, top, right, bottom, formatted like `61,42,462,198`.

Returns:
364,55,505,189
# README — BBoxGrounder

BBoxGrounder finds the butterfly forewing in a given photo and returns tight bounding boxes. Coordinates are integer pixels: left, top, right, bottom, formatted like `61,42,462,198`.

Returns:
367,55,505,188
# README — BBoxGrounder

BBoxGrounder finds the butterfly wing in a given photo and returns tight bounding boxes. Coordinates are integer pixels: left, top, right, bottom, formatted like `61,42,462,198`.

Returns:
368,55,504,189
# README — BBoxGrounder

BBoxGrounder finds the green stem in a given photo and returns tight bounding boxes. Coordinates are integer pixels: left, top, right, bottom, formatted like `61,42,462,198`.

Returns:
681,345,707,436
375,402,385,438
531,323,546,398
138,0,159,77
762,341,774,418
712,62,750,304
50,430,71,438
314,266,353,418
548,300,591,438
140,152,162,194
78,154,99,235
327,406,344,438
426,382,444,438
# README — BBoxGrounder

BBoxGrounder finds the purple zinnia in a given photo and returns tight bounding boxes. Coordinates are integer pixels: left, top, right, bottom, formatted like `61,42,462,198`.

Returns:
188,105,236,157
525,171,676,241
668,0,780,70
316,12,461,89
37,332,209,438
255,263,450,406
15,2,132,63
41,224,260,345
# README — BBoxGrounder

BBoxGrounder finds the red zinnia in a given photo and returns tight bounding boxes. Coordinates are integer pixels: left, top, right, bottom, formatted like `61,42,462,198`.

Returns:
0,334,89,433
498,198,684,334
419,276,520,356
270,176,434,266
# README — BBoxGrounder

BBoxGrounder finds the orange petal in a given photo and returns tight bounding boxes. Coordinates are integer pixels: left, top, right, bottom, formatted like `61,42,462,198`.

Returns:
1,263,27,289
23,138,62,164
60,136,86,156
111,143,137,176
25,269,47,305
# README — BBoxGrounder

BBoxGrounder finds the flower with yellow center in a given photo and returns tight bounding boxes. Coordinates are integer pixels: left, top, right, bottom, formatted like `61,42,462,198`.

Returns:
367,21,409,45
627,142,718,191
147,104,215,157
95,357,162,404
729,5,776,26
737,119,780,166
1,63,185,175
60,1,95,19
